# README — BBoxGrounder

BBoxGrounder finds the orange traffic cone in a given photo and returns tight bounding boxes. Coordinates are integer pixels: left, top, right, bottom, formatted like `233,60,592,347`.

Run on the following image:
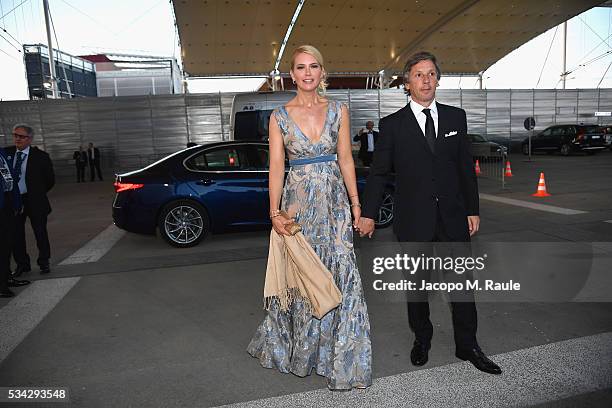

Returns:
532,172,551,197
474,160,481,176
504,161,513,177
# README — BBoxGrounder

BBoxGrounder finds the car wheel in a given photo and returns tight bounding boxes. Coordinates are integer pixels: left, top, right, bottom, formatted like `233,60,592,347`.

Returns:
522,144,530,155
158,200,210,248
560,144,571,156
375,191,394,229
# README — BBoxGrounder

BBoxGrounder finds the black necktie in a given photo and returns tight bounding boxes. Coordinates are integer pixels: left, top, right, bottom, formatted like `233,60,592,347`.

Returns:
14,151,25,184
422,108,436,154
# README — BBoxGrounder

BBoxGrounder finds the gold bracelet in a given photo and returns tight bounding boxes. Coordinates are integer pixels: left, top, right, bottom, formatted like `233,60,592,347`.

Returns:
269,209,281,218
350,203,361,208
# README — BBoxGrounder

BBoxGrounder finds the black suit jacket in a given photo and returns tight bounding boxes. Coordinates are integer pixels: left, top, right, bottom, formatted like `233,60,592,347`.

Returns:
362,102,478,241
73,151,88,165
87,147,100,164
5,146,55,216
353,131,379,160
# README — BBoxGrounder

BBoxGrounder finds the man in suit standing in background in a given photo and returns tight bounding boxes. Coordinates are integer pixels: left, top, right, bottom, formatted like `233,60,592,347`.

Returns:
87,142,103,181
73,145,88,183
353,120,378,166
358,52,501,375
7,124,55,276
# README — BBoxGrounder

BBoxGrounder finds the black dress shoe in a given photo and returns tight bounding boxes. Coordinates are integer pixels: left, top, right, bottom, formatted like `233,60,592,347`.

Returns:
410,340,430,366
11,264,31,277
456,348,502,375
40,266,51,274
8,278,31,287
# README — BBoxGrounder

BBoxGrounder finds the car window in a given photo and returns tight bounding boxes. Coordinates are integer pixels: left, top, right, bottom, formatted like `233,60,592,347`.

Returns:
185,147,248,171
541,128,552,137
581,125,600,134
468,134,486,142
551,127,564,136
234,109,273,141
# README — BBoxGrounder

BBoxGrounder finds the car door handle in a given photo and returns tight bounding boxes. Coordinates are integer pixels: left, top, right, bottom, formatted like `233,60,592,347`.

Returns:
197,179,215,186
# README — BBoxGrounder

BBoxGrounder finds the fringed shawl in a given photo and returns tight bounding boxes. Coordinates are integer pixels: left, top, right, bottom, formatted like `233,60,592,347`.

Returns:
263,229,342,319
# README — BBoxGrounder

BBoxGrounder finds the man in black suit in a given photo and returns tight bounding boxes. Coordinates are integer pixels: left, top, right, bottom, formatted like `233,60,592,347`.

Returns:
352,121,378,166
87,142,103,181
73,145,88,183
7,124,55,276
358,52,501,375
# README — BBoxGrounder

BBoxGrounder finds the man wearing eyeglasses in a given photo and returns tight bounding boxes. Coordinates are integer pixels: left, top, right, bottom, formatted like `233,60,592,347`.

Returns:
6,124,55,276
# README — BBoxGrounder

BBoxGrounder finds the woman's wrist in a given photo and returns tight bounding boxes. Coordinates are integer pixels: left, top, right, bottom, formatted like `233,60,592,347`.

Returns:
269,209,281,219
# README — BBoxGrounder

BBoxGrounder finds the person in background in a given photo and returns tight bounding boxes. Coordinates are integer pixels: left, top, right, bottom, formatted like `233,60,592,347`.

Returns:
352,120,378,166
87,142,103,181
73,145,88,183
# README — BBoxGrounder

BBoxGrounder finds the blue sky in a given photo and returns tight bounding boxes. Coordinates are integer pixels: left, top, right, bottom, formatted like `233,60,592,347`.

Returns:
0,1,611,100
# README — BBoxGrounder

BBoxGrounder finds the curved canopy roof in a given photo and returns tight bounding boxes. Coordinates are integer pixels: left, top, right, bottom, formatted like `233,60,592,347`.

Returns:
173,0,603,77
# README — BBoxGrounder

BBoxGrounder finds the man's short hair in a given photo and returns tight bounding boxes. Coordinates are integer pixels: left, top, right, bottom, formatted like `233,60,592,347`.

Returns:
12,123,34,138
402,51,442,86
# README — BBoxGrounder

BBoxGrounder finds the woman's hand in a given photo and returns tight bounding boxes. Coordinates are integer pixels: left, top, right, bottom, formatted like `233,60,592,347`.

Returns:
271,213,294,236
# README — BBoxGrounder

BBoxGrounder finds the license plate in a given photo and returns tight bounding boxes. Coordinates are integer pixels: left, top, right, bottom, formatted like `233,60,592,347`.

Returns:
591,135,600,139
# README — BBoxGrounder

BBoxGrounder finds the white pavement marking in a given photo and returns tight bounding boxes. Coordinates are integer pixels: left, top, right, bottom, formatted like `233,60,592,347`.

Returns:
216,332,612,408
59,224,125,265
0,277,80,363
479,193,587,215
605,220,612,224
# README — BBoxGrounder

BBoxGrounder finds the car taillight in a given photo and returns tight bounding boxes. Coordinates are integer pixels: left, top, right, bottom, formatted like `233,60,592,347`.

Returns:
114,182,144,192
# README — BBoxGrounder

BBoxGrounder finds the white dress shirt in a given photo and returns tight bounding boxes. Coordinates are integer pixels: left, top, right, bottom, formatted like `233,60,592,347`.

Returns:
14,145,30,194
410,99,439,138
367,132,375,152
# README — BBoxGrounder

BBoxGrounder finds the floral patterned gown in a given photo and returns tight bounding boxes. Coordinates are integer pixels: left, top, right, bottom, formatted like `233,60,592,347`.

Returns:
247,99,372,390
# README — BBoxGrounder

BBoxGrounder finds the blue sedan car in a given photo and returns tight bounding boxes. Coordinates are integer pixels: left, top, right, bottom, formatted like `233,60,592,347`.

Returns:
113,141,394,247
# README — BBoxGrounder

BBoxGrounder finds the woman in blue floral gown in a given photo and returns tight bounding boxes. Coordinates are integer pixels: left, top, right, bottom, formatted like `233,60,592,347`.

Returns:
247,45,372,390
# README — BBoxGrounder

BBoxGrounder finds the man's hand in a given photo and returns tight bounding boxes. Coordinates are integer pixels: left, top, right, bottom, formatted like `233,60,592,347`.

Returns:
467,215,480,236
357,217,375,238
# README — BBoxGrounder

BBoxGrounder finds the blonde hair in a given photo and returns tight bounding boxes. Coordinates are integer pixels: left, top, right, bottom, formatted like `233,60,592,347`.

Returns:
290,45,328,96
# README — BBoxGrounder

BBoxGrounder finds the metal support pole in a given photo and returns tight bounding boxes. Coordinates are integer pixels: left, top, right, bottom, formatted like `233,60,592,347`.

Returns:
529,89,534,161
43,0,58,99
218,91,225,140
562,21,567,89
184,94,191,143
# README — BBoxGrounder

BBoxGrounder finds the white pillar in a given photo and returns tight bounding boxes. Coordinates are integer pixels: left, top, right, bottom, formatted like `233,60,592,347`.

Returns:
43,0,59,98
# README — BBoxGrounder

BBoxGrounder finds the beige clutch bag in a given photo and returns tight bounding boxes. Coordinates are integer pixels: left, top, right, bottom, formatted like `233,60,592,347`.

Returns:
280,211,302,235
